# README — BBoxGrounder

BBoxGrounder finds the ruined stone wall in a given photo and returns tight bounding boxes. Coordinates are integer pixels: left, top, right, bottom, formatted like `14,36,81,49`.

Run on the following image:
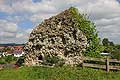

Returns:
24,8,88,66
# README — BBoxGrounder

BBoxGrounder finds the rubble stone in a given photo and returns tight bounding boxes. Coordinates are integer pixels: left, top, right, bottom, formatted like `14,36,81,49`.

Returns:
24,7,88,66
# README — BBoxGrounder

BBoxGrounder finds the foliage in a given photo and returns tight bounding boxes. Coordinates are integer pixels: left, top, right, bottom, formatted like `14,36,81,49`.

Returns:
102,38,114,47
101,38,120,60
102,38,115,53
0,58,6,64
111,49,120,60
2,47,11,52
16,56,25,66
110,45,120,60
0,55,17,64
1,66,120,80
4,55,14,63
69,7,101,57
102,38,109,46
103,44,120,60
46,56,59,64
43,55,64,66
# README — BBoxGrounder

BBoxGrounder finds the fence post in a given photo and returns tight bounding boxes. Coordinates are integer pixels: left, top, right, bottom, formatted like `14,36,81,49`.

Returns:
81,57,84,68
106,57,109,72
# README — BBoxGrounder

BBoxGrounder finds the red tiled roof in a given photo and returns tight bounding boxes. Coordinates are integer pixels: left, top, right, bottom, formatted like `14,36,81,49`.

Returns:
6,50,13,54
14,46,23,50
0,47,5,49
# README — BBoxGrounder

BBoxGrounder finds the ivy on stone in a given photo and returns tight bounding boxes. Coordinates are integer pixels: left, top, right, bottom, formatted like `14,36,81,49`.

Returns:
69,7,101,57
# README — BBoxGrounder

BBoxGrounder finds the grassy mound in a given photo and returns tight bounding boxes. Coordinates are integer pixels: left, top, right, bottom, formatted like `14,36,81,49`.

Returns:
0,66,120,80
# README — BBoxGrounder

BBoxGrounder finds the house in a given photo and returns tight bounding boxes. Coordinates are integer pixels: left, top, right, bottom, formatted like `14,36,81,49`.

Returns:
0,47,5,53
5,50,13,56
0,46,5,50
0,45,24,57
13,50,24,57
0,52,3,58
13,46,23,51
13,46,24,57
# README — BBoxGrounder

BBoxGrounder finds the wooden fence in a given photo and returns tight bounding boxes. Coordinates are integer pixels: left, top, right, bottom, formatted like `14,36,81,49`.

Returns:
82,57,120,72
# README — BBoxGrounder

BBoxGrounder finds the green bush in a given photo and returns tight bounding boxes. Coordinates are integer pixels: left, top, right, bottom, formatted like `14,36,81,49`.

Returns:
43,55,64,66
0,55,17,64
16,56,25,66
0,58,6,64
111,49,120,60
4,55,13,63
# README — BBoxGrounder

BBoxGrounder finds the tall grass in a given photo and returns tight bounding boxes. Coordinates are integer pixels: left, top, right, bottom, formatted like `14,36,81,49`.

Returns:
0,66,120,80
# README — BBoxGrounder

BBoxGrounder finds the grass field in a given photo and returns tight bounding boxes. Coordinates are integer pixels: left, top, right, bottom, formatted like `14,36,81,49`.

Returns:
0,66,120,80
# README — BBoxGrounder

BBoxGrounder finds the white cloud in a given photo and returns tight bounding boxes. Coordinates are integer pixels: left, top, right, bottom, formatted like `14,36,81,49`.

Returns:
9,0,56,13
87,0,120,20
0,20,17,33
30,14,43,23
15,28,33,43
15,28,32,43
26,28,33,34
30,13,55,23
0,0,14,13
0,19,31,44
0,20,17,43
6,16,25,23
0,32,15,38
16,33,23,38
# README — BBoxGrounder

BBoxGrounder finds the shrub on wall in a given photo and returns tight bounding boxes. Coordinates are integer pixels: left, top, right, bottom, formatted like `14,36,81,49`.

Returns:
70,7,101,57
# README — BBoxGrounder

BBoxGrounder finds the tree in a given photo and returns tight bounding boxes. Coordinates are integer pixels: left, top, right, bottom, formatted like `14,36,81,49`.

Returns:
70,7,101,57
109,42,114,46
3,47,11,52
102,38,114,46
111,48,120,60
102,38,109,46
4,55,15,63
111,45,120,59
16,56,25,66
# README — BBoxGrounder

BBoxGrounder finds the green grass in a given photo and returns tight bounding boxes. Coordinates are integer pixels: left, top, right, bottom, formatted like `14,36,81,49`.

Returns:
0,66,120,80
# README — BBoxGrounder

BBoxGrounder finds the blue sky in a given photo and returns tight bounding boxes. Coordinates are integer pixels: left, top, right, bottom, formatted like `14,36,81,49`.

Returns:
117,0,120,3
0,0,120,44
